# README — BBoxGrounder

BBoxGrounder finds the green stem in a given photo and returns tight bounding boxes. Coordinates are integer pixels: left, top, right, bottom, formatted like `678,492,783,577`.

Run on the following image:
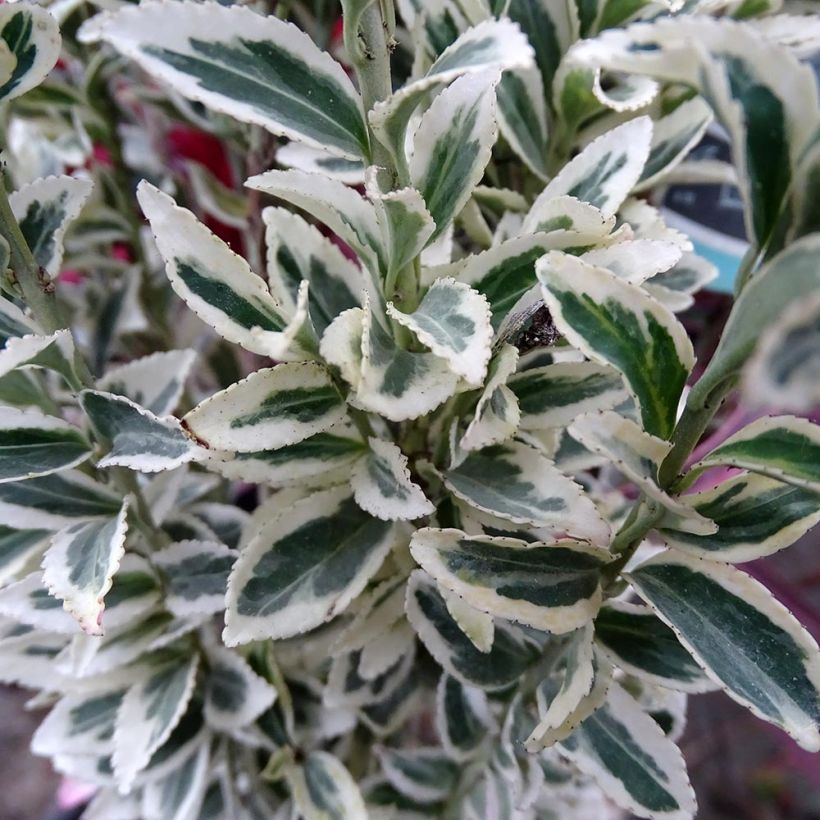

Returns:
348,0,395,180
657,377,736,489
0,171,167,550
0,174,68,335
604,499,662,584
0,171,94,386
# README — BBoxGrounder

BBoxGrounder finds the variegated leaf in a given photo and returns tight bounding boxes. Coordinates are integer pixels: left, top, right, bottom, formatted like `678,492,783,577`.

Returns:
289,752,367,819
410,528,608,633
695,235,820,400
406,570,541,691
410,70,500,245
527,646,613,752
0,329,78,388
142,740,210,820
10,175,92,277
0,298,36,343
203,425,365,489
460,344,520,452
571,18,819,250
372,185,437,284
154,540,236,617
0,572,78,634
635,97,713,190
183,362,345,453
511,362,628,431
335,576,404,654
80,390,198,472
0,470,122,531
569,411,716,535
436,673,495,761
137,182,311,360
80,0,369,159
41,499,129,636
440,584,495,654
538,251,694,439
276,142,364,183
387,278,492,385
0,3,61,102
506,0,575,92
443,441,611,543
378,746,459,804
526,626,596,751
101,554,162,631
627,550,820,751
693,416,820,493
351,437,434,521
224,486,395,644
246,169,386,275
581,239,683,286
0,525,49,586
112,652,199,790
185,158,248,229
497,66,549,179
595,601,715,693
356,297,459,421
646,252,717,314
560,682,697,820
32,686,125,758
438,227,611,330
263,207,365,336
743,291,820,413
369,18,534,168
203,644,276,731
527,117,653,218
98,350,196,417
520,194,615,237
325,643,413,711
0,407,90,483
661,473,820,563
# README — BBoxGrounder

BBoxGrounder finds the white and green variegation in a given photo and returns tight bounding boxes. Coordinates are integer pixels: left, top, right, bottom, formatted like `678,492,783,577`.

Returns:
692,415,820,493
410,528,609,633
351,437,434,521
80,0,369,159
137,182,312,360
224,486,396,645
183,363,346,453
627,551,820,751
9,175,92,277
80,390,199,472
0,406,90,483
0,3,62,102
41,498,129,636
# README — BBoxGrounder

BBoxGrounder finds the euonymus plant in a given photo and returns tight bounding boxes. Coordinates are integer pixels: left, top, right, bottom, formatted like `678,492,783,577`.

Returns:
0,0,818,816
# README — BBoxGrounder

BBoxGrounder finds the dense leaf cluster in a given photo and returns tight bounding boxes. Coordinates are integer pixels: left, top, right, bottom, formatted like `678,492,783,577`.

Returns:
0,0,818,817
